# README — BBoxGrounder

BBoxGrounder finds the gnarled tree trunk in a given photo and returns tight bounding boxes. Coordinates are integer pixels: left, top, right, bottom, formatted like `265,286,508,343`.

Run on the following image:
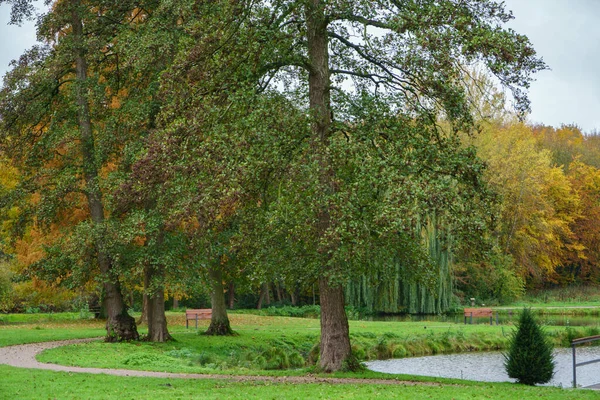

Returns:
318,277,352,371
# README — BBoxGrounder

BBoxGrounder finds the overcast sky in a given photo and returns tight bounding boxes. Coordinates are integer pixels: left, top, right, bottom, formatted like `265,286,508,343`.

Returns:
1,1,599,133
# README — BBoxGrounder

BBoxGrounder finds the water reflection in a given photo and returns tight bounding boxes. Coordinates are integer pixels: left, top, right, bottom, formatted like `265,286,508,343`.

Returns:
365,347,600,388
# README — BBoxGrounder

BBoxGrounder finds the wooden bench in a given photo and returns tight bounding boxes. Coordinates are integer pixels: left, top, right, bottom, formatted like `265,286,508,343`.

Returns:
89,306,101,319
464,307,495,325
186,309,212,329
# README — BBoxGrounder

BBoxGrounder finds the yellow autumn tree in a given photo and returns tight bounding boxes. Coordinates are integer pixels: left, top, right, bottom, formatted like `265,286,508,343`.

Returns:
556,159,600,283
473,122,581,284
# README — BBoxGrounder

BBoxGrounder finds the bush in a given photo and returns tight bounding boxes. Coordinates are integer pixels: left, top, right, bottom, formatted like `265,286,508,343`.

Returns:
456,252,524,305
504,308,555,385
0,263,13,312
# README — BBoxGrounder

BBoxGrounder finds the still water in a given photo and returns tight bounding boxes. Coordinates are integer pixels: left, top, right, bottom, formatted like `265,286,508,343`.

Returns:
365,347,600,388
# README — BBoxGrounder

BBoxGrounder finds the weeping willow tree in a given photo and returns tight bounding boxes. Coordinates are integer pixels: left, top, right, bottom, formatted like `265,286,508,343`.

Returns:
346,214,453,314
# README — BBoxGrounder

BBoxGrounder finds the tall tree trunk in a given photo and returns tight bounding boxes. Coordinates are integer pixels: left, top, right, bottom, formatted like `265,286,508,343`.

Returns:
227,282,235,309
257,282,270,309
145,233,171,342
71,5,137,342
305,0,353,371
265,282,271,305
274,282,282,303
205,266,233,335
138,291,148,325
146,282,171,342
319,277,352,372
290,287,298,306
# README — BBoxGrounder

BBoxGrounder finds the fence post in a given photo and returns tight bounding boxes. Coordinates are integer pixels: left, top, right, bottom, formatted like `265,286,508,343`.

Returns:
572,343,577,388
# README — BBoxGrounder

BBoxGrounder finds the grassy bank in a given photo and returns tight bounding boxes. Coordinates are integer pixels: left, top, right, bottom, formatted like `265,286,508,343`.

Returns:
33,313,600,374
36,314,517,373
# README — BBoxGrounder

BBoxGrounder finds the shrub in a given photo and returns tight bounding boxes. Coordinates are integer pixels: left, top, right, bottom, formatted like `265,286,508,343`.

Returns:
504,308,555,385
0,263,14,312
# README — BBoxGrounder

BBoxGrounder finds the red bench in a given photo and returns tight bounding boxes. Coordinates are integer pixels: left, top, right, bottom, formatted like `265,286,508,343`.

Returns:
464,307,495,325
185,309,212,329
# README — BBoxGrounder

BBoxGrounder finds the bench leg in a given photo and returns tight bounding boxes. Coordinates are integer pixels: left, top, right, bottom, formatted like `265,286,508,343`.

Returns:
186,318,188,329
489,316,492,326
470,313,473,325
195,315,198,330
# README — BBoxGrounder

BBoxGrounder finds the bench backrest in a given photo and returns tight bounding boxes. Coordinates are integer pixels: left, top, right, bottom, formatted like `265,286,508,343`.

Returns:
186,309,212,317
463,307,492,317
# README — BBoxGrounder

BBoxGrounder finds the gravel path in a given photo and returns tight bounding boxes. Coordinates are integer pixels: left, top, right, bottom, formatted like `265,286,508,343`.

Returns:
0,339,443,386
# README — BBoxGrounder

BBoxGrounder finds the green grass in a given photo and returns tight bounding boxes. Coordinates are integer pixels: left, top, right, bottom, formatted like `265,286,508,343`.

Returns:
0,311,93,324
1,365,597,399
3,311,600,398
495,304,600,312
33,313,600,374
0,319,105,347
505,285,600,307
37,314,517,373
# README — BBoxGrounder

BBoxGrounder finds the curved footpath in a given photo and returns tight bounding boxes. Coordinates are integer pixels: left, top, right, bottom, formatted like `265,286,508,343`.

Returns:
0,338,441,386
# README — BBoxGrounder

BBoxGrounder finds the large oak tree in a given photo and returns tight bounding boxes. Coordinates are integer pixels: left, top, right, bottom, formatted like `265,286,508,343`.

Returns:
154,0,544,371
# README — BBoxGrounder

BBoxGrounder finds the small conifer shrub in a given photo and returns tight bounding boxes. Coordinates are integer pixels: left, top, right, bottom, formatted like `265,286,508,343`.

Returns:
504,308,555,385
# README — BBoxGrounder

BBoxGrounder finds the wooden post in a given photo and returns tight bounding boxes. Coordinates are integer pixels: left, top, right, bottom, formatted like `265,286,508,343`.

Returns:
573,343,577,388
195,314,198,330
470,312,473,325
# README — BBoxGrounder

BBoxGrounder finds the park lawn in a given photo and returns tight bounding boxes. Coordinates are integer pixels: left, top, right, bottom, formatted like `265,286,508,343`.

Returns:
3,312,600,398
494,305,600,315
8,312,599,374
0,320,106,347
1,365,598,400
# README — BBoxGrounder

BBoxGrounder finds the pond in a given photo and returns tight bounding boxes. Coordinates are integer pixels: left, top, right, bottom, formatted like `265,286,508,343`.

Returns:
365,347,600,388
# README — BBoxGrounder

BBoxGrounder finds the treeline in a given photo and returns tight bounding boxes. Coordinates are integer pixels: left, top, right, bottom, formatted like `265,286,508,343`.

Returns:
461,122,600,301
5,120,598,315
0,0,554,371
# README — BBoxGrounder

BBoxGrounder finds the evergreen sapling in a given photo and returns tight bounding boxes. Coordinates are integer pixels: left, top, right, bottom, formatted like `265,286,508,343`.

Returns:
504,308,555,385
